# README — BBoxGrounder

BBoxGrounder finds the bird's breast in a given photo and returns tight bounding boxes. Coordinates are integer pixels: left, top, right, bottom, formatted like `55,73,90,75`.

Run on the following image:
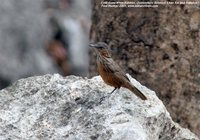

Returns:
97,58,121,87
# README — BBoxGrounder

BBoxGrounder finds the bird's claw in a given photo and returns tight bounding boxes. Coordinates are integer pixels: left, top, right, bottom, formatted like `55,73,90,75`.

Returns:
99,95,107,103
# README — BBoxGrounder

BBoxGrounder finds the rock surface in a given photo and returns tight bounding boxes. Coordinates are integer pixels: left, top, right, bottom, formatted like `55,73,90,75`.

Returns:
0,74,198,140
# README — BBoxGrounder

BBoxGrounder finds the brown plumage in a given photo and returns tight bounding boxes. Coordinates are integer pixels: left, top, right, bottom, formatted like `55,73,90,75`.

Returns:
90,42,147,100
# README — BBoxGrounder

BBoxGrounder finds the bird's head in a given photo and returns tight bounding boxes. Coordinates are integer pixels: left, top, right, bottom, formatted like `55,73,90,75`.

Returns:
89,42,111,58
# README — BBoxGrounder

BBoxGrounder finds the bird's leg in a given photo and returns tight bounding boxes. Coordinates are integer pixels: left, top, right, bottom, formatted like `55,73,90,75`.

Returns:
99,87,118,103
109,87,117,95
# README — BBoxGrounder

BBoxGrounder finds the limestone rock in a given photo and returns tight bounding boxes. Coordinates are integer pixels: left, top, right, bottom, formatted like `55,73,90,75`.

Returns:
0,74,198,140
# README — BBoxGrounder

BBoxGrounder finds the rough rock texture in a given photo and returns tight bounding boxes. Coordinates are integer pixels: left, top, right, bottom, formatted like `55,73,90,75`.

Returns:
89,0,200,137
0,74,198,140
0,0,58,89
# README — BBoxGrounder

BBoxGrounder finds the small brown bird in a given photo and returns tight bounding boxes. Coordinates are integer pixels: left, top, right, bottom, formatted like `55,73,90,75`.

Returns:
90,42,147,100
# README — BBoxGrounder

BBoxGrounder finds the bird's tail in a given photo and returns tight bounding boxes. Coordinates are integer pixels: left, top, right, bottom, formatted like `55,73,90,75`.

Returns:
124,82,147,100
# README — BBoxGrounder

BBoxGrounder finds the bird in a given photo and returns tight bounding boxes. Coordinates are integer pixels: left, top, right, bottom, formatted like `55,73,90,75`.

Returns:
90,42,147,100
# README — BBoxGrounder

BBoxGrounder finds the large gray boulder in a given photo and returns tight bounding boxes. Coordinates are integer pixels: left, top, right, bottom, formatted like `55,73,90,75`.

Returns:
0,0,58,89
0,74,198,140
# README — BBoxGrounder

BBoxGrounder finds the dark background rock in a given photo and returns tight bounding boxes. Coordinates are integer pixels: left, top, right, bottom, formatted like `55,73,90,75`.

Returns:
0,0,59,90
89,0,200,137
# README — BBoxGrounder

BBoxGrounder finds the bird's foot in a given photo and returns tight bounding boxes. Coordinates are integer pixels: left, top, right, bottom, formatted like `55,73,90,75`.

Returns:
99,88,119,104
99,95,107,103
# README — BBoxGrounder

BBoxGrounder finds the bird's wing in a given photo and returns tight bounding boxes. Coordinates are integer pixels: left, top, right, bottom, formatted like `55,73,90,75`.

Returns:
104,58,130,82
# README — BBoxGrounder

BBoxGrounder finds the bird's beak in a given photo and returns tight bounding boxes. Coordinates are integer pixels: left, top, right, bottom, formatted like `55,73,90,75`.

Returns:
89,43,97,48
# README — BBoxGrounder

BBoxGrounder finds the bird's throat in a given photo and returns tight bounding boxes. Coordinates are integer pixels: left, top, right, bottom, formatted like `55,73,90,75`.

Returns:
100,51,111,58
